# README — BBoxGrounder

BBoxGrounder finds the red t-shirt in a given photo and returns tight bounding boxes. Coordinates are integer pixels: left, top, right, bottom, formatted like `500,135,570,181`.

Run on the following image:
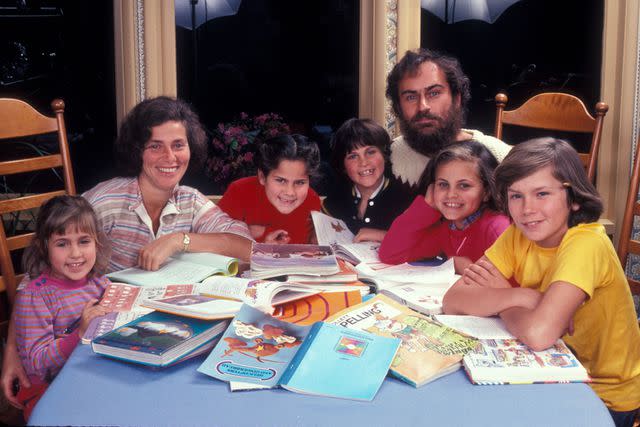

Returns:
217,176,321,244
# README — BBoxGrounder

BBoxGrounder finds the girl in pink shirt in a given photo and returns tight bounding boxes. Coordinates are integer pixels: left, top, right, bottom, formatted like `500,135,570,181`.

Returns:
379,141,510,274
14,195,111,420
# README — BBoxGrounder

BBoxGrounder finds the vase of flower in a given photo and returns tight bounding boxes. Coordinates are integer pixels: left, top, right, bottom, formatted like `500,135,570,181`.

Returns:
206,112,290,192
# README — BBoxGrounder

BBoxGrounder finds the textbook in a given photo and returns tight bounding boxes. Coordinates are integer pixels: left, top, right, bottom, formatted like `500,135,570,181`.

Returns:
107,252,239,286
327,295,477,387
249,243,340,279
92,311,229,367
355,259,457,315
286,258,358,284
197,304,400,401
81,282,199,344
142,277,318,319
463,338,591,385
311,211,380,264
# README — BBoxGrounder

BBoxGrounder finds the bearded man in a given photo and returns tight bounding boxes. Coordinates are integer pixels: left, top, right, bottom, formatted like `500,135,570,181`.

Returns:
386,48,511,194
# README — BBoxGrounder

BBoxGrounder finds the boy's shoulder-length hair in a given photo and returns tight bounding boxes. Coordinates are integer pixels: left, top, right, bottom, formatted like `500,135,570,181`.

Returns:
494,137,603,227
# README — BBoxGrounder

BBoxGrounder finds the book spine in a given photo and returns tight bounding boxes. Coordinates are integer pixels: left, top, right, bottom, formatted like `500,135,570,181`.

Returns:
278,322,323,386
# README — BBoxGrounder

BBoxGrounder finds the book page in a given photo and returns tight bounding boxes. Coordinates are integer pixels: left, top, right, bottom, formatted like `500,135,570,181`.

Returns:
311,211,355,246
434,315,515,339
100,283,196,311
356,258,456,287
108,260,223,286
338,242,380,263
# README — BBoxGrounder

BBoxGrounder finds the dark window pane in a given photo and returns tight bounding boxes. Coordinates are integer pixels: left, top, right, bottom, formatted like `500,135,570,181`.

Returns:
176,0,359,194
421,0,604,151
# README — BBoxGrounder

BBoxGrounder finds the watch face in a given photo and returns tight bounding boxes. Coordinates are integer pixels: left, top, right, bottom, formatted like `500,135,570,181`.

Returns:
183,233,190,246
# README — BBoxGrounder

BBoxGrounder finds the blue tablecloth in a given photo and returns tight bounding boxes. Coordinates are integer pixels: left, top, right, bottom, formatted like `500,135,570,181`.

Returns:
29,344,613,427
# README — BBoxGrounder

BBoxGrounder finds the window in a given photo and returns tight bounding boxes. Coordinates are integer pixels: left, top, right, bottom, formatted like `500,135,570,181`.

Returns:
176,0,359,194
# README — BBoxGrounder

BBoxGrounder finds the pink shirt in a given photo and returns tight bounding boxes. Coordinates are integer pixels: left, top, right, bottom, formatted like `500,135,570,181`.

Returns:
379,196,510,264
14,273,109,383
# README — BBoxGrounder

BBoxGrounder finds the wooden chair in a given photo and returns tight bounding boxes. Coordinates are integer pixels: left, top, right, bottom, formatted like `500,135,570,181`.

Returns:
495,92,608,182
617,135,640,299
0,98,76,308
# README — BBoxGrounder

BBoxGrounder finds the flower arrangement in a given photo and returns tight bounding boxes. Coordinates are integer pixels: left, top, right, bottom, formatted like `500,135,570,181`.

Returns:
207,112,290,185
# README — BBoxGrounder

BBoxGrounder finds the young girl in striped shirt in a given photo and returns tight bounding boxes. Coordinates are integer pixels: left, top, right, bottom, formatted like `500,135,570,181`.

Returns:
14,195,111,420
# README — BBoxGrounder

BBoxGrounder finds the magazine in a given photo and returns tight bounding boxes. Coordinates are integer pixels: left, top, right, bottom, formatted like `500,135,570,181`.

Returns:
249,243,340,279
143,276,318,317
198,304,400,401
355,259,457,315
311,211,380,264
81,282,199,343
327,294,477,387
107,252,238,286
463,338,590,385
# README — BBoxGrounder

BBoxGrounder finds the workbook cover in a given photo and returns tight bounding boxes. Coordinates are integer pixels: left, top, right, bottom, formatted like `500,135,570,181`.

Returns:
198,304,399,400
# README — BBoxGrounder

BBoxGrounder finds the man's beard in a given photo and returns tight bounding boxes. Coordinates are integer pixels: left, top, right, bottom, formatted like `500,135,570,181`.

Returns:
398,104,462,157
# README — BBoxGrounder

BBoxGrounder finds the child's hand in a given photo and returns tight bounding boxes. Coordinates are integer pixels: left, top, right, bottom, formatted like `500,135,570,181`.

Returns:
249,224,266,240
462,258,510,289
78,299,110,338
264,229,290,244
424,184,435,207
354,228,386,243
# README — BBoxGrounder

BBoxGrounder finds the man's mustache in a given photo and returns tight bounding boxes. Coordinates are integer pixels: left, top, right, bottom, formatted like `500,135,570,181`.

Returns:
410,112,441,123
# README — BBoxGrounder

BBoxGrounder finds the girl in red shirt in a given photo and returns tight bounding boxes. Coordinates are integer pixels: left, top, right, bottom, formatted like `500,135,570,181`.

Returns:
218,134,321,244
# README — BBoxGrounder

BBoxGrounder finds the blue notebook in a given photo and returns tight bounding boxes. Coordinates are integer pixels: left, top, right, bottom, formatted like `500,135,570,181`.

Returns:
198,304,400,401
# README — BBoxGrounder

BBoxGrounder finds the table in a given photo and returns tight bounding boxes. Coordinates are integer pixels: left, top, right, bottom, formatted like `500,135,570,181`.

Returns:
30,345,613,427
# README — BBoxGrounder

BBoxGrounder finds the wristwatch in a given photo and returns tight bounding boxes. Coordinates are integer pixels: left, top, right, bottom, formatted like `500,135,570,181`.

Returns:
182,233,191,252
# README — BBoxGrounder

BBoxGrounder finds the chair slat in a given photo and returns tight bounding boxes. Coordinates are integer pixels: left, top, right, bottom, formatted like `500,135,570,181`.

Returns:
628,240,640,256
7,233,33,251
0,98,58,139
0,191,65,215
501,93,596,132
0,155,63,176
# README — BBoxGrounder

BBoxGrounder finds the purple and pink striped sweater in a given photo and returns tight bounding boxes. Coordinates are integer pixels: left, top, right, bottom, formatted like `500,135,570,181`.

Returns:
15,272,109,384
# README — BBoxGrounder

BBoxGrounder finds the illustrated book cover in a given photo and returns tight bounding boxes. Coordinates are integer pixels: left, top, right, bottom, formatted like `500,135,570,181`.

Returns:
327,294,477,387
91,311,229,367
107,252,238,286
463,338,590,385
311,210,380,264
197,304,400,401
81,282,198,343
249,243,340,279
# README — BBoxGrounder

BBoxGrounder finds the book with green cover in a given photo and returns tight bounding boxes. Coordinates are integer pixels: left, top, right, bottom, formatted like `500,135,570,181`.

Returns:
107,252,238,286
327,294,478,387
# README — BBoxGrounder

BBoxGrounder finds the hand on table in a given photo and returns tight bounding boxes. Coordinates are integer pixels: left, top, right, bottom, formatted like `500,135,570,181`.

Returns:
138,233,182,271
264,229,291,244
354,228,386,243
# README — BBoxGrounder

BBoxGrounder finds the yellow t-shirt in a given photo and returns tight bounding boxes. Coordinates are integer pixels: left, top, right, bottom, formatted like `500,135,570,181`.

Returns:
486,223,640,411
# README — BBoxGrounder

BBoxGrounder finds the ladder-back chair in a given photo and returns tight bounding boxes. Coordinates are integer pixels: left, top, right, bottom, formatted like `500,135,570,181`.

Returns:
495,92,608,182
0,98,76,308
617,135,640,300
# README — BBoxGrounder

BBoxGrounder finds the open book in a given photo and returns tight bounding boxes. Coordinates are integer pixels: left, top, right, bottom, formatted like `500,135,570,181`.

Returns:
81,282,201,344
143,276,319,317
355,258,458,315
198,304,399,401
250,243,340,279
437,316,591,385
328,295,477,387
107,252,238,286
311,211,380,264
